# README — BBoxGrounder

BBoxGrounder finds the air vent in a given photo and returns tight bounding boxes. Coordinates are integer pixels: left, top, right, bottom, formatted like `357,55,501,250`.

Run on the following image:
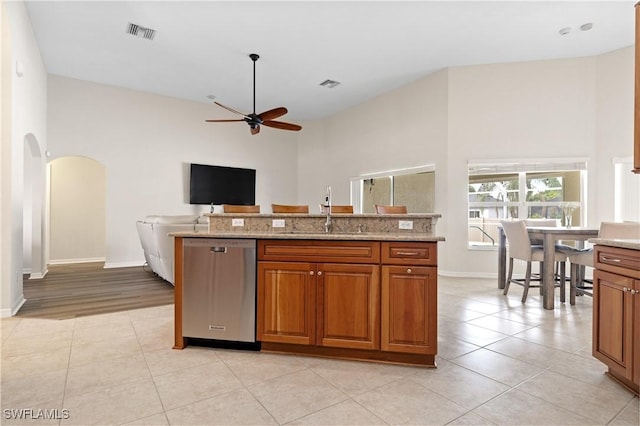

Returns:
126,22,156,40
319,79,341,88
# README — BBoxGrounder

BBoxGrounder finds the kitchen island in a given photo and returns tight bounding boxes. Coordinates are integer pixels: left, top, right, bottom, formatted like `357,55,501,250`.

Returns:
590,237,640,395
171,213,444,367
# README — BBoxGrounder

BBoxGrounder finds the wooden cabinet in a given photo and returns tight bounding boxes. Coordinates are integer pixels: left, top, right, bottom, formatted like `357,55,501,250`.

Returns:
382,265,437,354
257,239,438,366
257,260,380,349
257,261,316,345
257,240,381,350
381,242,438,355
592,245,640,395
317,263,380,350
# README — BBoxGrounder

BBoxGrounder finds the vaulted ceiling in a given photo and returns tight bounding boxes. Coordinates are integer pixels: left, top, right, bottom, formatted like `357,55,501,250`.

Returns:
25,1,636,121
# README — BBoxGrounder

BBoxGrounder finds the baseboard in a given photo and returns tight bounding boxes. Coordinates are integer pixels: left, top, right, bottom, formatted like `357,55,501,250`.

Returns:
1,295,27,317
29,269,48,280
48,257,106,265
438,270,497,279
103,261,145,269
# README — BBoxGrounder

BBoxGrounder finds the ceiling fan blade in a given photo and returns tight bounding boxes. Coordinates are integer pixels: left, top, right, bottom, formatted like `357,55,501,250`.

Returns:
208,55,299,135
257,107,288,122
205,119,245,122
262,120,302,131
214,101,248,117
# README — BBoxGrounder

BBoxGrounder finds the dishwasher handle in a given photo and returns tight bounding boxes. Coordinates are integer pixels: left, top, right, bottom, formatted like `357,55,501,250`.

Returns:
210,246,228,254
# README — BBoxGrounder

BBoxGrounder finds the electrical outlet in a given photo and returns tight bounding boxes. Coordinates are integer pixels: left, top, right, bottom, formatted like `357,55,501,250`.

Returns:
231,218,244,227
272,219,285,228
399,220,413,230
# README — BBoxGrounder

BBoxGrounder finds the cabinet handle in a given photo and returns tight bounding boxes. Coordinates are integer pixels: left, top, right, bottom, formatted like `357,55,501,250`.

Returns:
309,271,314,276
397,251,420,256
623,287,629,292
601,256,622,263
407,268,412,274
317,271,323,276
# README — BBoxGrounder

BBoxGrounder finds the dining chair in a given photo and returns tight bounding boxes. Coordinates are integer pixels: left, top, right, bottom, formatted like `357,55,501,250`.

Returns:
374,205,407,214
271,204,309,213
319,205,354,214
222,204,260,213
568,221,640,304
501,220,568,303
524,218,572,283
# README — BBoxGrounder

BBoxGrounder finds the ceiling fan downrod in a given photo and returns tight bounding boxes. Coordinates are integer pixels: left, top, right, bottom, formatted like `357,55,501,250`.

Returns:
205,52,301,134
250,53,259,115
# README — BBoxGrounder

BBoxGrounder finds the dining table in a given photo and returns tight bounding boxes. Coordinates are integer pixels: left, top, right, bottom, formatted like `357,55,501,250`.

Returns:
497,225,600,310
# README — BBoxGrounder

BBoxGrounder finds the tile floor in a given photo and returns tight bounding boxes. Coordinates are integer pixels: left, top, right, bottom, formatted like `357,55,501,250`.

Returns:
1,276,638,425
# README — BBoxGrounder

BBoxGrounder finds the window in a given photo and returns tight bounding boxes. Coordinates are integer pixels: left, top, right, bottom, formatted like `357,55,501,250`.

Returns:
351,165,435,213
468,160,586,248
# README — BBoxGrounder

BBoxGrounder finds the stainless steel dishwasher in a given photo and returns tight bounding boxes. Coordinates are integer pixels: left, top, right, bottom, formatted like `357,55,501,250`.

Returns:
182,238,256,343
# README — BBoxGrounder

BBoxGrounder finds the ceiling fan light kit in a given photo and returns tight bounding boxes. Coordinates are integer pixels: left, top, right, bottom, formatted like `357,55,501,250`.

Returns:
205,53,302,135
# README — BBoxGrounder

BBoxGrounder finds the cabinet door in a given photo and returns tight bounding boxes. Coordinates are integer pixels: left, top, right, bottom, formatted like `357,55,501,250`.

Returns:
317,263,380,350
593,270,634,381
633,279,640,387
257,261,316,345
381,265,437,354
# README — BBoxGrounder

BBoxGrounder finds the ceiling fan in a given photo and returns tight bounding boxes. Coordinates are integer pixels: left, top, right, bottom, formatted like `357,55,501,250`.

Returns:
206,53,302,135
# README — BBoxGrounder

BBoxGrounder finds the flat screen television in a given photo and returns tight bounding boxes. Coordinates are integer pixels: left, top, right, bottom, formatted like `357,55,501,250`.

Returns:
189,163,256,205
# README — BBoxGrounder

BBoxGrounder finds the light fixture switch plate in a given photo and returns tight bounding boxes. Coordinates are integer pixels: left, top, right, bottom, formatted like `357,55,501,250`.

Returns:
399,220,413,230
272,219,285,228
231,218,244,227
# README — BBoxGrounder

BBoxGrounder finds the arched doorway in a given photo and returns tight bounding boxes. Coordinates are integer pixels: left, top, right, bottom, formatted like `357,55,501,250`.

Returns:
48,156,106,264
23,133,46,279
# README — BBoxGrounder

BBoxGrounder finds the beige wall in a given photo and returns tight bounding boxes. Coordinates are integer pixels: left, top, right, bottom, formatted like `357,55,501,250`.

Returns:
1,2,14,314
3,1,48,316
298,69,449,212
299,49,634,277
594,47,635,223
48,76,301,266
446,57,598,275
49,156,106,263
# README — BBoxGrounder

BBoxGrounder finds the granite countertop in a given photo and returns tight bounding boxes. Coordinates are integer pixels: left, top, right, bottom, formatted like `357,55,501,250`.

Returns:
187,211,445,241
590,238,640,251
204,213,442,218
171,230,445,242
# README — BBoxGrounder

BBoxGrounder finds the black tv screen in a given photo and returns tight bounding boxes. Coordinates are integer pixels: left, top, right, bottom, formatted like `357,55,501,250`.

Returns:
189,163,256,205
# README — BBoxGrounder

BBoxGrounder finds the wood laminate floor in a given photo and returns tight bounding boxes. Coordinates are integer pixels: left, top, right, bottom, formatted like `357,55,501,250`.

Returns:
17,262,174,320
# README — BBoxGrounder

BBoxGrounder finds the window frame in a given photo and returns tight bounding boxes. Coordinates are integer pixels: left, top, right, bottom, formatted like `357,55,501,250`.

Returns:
350,164,436,213
467,159,588,250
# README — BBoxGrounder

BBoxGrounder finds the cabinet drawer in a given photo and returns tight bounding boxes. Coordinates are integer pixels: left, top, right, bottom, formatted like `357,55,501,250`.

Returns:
595,246,640,279
258,240,380,264
381,242,437,266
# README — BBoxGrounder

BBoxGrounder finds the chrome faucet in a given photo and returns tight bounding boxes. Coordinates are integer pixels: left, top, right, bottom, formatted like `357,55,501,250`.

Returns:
324,185,332,233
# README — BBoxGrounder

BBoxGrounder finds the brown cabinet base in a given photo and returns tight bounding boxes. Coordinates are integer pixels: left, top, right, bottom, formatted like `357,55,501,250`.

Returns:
261,341,436,367
257,240,439,367
593,245,640,396
605,371,639,396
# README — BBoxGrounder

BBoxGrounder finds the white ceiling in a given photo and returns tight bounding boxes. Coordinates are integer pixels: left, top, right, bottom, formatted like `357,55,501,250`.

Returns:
24,1,636,121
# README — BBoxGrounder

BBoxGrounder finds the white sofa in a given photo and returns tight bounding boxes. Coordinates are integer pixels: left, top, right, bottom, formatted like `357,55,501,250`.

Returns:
136,215,208,284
